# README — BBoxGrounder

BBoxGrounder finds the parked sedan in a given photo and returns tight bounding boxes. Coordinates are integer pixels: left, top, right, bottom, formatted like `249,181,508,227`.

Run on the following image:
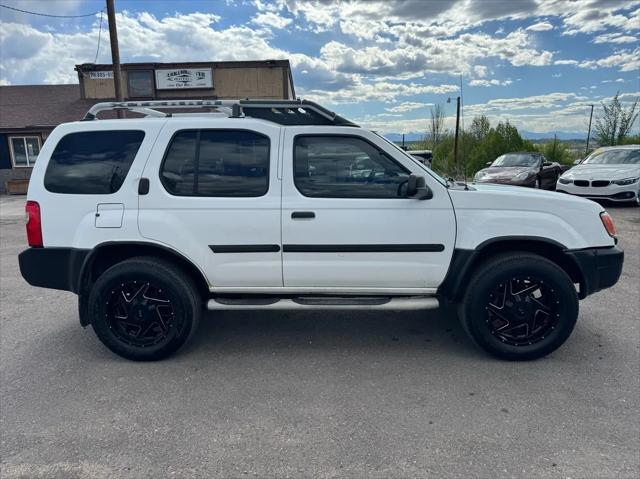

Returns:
556,145,639,205
474,152,561,189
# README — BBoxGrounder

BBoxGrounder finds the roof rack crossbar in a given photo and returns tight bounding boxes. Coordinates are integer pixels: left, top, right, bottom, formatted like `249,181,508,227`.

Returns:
81,99,358,127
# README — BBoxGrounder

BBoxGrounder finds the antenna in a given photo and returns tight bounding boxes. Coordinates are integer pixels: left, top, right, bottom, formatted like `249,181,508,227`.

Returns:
459,74,468,190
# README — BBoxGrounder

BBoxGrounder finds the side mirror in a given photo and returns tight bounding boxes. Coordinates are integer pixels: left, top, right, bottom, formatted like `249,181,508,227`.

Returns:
542,161,552,167
485,161,492,166
407,174,433,200
573,158,582,165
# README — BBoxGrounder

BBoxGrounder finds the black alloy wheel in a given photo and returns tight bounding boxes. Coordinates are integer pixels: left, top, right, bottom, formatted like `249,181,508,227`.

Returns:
105,281,175,348
459,252,578,361
89,257,201,361
485,276,560,346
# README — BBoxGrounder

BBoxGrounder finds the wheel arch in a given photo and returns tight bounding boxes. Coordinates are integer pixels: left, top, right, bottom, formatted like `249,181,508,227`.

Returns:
77,241,210,325
438,236,586,302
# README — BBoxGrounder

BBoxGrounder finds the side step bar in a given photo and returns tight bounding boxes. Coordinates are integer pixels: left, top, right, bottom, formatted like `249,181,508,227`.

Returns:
207,296,439,311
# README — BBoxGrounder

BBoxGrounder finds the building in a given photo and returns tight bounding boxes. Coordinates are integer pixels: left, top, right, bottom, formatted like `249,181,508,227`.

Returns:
0,59,295,193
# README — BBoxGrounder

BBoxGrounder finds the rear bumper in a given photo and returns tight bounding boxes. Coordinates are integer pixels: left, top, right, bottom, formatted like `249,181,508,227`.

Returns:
19,247,89,293
567,245,624,298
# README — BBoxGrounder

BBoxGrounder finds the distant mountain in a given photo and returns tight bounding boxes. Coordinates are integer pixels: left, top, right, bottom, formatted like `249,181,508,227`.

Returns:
383,131,587,142
520,131,586,140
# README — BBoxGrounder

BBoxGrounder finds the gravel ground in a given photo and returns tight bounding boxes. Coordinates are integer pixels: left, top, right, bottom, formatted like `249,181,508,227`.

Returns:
1,194,638,479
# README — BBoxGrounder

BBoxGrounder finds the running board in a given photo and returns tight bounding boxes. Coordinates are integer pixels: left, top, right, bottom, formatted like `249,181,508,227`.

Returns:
207,296,439,311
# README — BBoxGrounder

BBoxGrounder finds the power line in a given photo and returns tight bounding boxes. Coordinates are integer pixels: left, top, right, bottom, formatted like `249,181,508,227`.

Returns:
94,9,105,63
0,3,101,18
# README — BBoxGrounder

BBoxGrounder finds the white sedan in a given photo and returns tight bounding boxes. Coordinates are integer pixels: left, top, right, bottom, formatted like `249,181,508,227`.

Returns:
556,145,640,205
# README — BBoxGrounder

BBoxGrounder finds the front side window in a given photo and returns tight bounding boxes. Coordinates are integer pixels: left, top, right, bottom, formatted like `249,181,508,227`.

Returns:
44,130,145,194
9,136,41,167
161,130,270,197
294,135,409,198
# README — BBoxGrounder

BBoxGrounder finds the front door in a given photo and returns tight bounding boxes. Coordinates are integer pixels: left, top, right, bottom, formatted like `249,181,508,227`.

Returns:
280,128,456,292
138,121,283,289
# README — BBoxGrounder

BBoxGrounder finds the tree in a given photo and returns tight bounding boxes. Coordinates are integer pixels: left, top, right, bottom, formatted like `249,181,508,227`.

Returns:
594,92,639,146
425,104,445,150
470,115,490,141
539,135,572,164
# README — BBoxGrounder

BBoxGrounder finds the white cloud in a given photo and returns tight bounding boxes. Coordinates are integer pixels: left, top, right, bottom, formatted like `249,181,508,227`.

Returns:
466,92,588,113
579,47,640,71
602,78,626,83
473,65,488,77
526,21,554,31
251,11,292,29
469,79,513,87
385,101,434,113
593,32,638,43
302,80,459,104
554,59,579,65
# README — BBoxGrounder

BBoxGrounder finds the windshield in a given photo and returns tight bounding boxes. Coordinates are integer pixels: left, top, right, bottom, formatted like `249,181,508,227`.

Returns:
373,132,448,186
492,153,540,167
582,148,640,165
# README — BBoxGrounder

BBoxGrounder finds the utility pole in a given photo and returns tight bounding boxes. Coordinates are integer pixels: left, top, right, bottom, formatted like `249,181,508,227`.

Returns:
453,96,461,178
106,0,124,117
585,104,594,157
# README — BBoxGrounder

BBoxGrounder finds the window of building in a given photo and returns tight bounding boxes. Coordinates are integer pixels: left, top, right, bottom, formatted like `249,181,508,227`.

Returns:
161,130,270,197
44,130,145,194
127,70,154,98
294,135,410,198
9,136,41,167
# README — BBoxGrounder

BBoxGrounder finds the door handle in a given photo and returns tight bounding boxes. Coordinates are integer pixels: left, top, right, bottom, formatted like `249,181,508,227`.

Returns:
138,178,150,195
291,211,315,219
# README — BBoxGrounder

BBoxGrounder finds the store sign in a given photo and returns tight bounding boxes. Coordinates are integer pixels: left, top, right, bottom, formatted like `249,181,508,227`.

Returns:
87,71,114,79
155,68,213,90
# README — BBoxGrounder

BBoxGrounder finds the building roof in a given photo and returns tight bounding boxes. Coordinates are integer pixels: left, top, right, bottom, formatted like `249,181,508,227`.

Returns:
0,84,105,130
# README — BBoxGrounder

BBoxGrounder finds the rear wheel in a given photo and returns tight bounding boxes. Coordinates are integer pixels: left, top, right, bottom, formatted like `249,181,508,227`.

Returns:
88,257,201,361
459,252,578,361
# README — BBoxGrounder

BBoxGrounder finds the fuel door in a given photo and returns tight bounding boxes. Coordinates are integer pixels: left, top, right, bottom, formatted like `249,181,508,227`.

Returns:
95,203,124,228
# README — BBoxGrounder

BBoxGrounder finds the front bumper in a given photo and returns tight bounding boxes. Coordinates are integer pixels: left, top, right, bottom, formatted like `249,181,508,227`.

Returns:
556,182,639,202
566,245,624,298
475,177,536,187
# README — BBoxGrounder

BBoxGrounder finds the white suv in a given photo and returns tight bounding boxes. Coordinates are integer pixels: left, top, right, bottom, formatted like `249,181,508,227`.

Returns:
19,99,623,362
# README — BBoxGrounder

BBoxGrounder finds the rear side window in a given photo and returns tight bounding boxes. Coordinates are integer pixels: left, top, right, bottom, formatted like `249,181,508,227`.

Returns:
44,130,145,194
161,130,270,197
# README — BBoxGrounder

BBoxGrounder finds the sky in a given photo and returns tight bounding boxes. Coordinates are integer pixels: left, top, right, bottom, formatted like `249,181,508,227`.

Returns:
0,0,638,138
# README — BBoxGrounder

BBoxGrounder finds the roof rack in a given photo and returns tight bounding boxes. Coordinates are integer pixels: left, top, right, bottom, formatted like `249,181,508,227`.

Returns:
82,99,358,127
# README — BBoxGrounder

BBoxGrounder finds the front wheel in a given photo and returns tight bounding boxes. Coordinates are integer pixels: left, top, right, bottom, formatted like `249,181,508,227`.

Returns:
459,252,578,361
88,257,201,361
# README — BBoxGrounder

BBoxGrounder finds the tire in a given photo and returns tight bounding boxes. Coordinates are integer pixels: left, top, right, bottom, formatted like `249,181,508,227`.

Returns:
88,257,201,361
459,252,578,361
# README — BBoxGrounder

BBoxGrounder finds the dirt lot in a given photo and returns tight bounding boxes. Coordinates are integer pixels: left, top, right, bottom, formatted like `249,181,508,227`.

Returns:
1,195,638,479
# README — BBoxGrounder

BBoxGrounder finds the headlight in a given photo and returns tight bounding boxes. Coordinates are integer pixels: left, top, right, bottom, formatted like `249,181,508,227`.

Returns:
612,177,639,186
558,177,572,184
474,172,487,180
515,170,534,180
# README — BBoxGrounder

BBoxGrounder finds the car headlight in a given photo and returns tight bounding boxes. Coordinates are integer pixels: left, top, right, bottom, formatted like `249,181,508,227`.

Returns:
474,172,487,180
558,177,572,184
612,177,639,186
515,170,534,180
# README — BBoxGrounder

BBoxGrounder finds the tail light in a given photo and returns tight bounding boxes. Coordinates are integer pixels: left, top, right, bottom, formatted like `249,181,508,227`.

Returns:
25,200,43,247
600,211,616,239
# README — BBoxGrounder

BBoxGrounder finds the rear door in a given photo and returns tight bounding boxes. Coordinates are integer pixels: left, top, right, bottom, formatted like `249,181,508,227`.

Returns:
280,127,456,292
138,120,283,289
